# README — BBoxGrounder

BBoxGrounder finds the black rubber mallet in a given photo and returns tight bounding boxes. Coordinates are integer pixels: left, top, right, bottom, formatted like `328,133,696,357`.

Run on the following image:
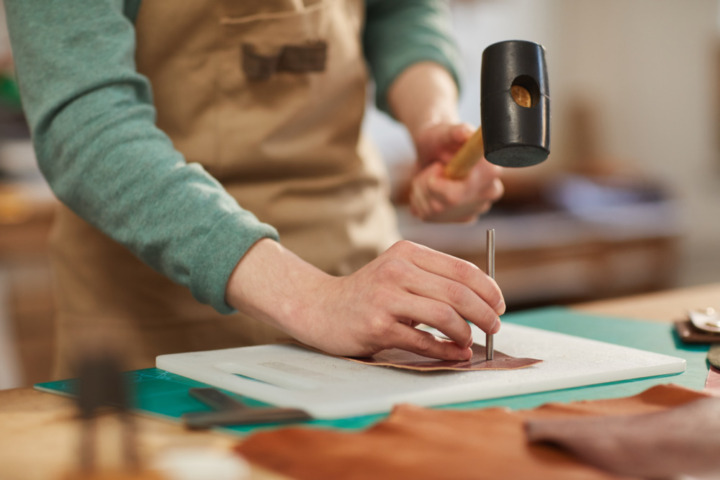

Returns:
444,40,550,177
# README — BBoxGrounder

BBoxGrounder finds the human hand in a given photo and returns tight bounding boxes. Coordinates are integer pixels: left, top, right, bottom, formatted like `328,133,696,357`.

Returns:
226,239,505,362
410,123,504,223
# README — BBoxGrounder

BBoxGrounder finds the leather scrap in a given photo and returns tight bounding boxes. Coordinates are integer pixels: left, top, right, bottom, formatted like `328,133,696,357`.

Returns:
525,395,720,479
673,319,720,344
236,384,708,480
346,343,542,371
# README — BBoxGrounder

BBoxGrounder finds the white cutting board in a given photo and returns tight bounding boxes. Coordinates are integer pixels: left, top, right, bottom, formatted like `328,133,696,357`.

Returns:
156,323,685,419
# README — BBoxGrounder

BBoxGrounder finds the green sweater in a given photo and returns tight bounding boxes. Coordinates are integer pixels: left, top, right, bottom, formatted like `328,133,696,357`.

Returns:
4,0,461,313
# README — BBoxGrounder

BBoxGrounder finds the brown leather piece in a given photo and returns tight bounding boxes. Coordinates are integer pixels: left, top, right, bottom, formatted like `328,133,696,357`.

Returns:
236,385,709,480
526,396,720,479
346,343,542,371
674,319,720,344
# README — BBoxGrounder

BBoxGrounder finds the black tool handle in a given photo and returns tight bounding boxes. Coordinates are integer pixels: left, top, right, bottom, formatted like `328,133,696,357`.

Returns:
189,387,247,411
183,407,312,429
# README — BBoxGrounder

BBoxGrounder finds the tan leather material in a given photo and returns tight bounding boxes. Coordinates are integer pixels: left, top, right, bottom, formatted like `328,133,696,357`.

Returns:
50,0,400,377
345,343,542,371
236,385,708,480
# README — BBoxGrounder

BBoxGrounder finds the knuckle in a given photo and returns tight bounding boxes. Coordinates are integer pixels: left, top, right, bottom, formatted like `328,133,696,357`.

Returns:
412,333,435,355
475,202,492,216
436,190,453,205
446,282,470,306
427,199,442,214
488,285,501,304
433,303,458,326
445,191,463,206
452,259,476,283
367,315,393,339
377,258,407,282
478,309,498,331
491,180,505,200
390,240,416,256
486,284,505,311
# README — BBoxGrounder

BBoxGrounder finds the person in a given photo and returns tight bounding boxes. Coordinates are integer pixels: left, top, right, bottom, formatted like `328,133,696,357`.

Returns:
4,0,505,377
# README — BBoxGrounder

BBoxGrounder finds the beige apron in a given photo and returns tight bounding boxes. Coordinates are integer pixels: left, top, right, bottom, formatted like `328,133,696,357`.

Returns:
50,0,400,377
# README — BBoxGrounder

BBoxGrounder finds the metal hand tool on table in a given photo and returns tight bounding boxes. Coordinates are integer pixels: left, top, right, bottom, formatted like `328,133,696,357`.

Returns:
183,387,311,429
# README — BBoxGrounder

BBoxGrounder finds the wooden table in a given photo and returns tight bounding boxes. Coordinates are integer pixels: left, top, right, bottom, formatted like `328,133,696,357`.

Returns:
0,182,57,385
1,283,718,480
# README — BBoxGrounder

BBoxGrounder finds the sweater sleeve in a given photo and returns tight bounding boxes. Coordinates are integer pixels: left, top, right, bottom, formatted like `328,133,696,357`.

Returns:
363,0,463,115
4,0,279,314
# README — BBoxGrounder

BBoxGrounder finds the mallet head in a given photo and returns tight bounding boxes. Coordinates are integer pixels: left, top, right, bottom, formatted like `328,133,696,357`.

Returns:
481,40,550,168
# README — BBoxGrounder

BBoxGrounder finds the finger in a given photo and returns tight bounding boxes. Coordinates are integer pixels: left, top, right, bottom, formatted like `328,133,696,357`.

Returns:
472,201,493,217
402,267,501,335
424,179,472,216
389,292,474,347
394,242,505,315
387,323,473,361
421,173,501,222
474,160,504,184
471,173,504,204
438,150,457,165
410,181,432,219
486,178,505,202
467,164,505,203
410,164,447,217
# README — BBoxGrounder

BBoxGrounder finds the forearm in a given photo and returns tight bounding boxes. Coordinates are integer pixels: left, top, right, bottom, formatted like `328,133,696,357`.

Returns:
225,239,334,342
387,62,461,141
364,0,462,115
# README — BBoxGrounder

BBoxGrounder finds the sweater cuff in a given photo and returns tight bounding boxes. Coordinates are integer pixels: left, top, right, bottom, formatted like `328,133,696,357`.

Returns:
188,213,279,314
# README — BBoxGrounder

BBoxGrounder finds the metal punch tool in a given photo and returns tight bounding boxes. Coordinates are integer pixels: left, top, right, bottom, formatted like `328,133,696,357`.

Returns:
486,228,495,361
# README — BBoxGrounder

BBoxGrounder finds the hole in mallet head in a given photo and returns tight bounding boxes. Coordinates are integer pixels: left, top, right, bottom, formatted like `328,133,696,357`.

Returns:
510,75,540,108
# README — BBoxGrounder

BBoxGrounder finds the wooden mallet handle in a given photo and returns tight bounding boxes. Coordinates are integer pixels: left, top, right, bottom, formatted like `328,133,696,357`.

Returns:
443,127,484,180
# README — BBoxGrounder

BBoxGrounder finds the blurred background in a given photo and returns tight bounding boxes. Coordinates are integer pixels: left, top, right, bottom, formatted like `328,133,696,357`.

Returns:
1,0,719,389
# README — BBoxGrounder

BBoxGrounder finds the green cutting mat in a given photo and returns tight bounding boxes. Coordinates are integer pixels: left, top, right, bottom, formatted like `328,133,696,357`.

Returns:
35,307,710,435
